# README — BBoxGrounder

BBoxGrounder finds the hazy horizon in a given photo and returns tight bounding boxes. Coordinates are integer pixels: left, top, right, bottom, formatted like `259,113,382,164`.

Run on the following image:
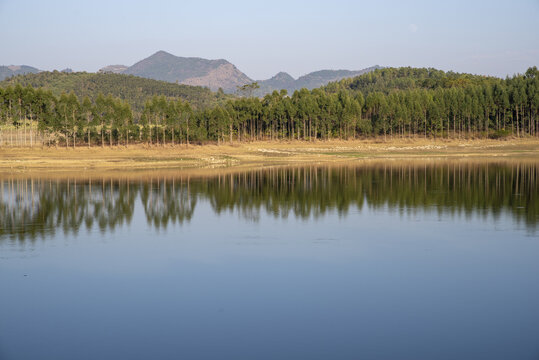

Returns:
1,0,538,79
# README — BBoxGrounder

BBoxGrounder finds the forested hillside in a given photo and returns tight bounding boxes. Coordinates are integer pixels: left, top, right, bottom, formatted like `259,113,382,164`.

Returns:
0,67,537,147
0,71,229,111
321,66,539,139
326,67,499,94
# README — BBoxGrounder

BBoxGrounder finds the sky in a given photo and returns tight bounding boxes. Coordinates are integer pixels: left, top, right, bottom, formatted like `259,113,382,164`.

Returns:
1,0,538,80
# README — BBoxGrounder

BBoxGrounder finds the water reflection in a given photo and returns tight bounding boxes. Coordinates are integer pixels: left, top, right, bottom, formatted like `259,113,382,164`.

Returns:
1,161,538,242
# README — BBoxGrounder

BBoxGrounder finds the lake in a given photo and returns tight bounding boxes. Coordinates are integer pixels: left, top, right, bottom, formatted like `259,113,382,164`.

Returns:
1,160,538,360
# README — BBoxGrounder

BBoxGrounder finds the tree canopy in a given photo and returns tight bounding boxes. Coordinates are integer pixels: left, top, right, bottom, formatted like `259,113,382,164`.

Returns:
0,67,538,147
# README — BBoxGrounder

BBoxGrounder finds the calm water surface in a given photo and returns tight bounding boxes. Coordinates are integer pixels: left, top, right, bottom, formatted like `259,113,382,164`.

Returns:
1,161,538,360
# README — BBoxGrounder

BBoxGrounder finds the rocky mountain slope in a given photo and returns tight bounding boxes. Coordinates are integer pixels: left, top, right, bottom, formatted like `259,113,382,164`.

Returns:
114,51,379,95
121,51,252,93
4,51,380,96
98,65,128,74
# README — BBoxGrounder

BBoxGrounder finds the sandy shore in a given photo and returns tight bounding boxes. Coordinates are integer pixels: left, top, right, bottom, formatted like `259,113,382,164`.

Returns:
1,138,538,174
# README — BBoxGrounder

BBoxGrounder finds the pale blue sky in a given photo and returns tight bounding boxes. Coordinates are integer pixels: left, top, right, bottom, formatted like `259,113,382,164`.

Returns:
1,0,538,79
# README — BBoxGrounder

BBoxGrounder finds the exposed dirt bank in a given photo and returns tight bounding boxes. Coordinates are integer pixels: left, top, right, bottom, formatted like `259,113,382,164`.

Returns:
1,138,538,175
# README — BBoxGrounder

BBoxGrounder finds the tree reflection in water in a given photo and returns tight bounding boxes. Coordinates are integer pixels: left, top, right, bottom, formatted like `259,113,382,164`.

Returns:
1,161,537,243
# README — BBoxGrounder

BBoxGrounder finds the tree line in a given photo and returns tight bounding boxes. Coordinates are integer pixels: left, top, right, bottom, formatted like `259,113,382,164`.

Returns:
0,67,538,147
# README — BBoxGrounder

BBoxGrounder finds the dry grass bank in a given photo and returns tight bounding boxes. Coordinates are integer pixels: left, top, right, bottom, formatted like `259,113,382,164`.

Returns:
1,138,538,174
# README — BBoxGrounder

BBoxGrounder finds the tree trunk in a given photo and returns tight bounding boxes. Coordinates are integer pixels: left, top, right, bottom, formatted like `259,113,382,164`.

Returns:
424,113,427,138
515,105,519,137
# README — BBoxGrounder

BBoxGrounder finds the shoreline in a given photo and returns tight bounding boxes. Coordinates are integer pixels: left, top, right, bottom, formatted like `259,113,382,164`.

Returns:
1,138,538,174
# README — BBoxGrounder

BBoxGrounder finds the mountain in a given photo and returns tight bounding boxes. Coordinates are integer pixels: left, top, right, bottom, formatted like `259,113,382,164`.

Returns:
106,50,379,95
324,66,499,95
2,53,381,98
122,51,252,93
0,65,40,80
0,71,230,111
255,72,295,95
98,65,128,74
295,68,380,89
255,66,381,96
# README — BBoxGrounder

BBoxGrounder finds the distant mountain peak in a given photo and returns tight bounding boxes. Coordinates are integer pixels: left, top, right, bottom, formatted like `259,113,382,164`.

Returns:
149,50,175,58
254,66,379,96
146,50,228,65
271,72,295,81
94,51,380,95
0,65,40,81
123,51,252,92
